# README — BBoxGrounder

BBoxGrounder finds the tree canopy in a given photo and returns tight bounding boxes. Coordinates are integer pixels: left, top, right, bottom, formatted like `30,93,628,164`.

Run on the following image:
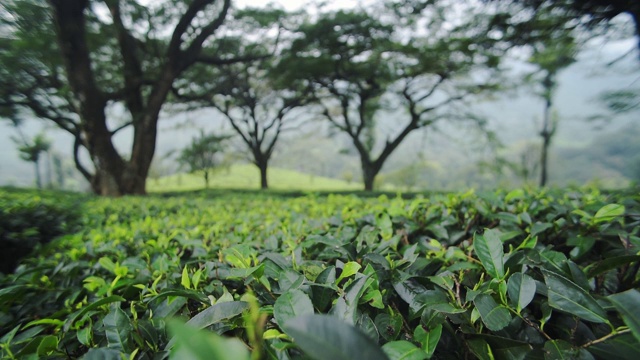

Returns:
172,7,311,189
275,1,505,190
0,0,266,195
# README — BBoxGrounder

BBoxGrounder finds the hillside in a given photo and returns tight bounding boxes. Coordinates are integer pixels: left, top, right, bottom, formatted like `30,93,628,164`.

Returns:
146,164,364,192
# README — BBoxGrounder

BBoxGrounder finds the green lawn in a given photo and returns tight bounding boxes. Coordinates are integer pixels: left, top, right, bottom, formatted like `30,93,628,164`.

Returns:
147,164,364,192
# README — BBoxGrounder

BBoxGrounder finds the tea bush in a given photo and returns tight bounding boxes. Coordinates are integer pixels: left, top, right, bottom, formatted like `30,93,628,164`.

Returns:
0,187,638,359
0,188,84,274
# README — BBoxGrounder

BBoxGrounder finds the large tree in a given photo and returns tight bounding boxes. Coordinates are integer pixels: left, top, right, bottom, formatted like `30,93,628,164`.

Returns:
0,0,261,195
276,2,505,190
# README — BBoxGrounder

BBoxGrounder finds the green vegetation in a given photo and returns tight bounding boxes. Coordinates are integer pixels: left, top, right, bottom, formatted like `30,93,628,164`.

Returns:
146,164,364,192
1,186,639,359
0,188,84,274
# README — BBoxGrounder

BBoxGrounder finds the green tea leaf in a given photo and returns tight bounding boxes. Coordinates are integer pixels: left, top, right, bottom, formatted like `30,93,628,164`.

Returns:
168,320,250,360
507,272,536,312
181,266,191,289
192,269,203,288
165,301,248,350
376,213,394,240
362,289,384,309
24,318,64,329
186,301,248,329
588,333,640,359
36,335,58,356
98,257,117,273
585,255,640,279
146,289,210,305
608,289,640,342
413,324,442,358
77,325,92,346
467,334,538,360
593,204,625,223
505,189,524,202
82,348,122,360
375,313,402,341
336,262,361,284
543,340,592,360
531,222,553,237
283,314,389,360
311,266,337,311
497,212,520,225
473,294,511,331
331,275,369,324
474,229,505,280
542,270,608,323
65,296,126,331
103,304,132,353
274,289,314,326
382,340,428,360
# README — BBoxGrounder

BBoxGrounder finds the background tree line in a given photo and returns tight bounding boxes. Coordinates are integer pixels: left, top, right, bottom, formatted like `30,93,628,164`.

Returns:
1,0,638,195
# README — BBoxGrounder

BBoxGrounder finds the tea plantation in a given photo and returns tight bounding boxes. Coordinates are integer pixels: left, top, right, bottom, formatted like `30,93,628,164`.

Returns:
0,187,639,359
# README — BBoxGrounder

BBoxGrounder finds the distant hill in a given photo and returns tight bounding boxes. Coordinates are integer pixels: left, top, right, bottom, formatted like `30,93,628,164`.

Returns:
146,164,363,192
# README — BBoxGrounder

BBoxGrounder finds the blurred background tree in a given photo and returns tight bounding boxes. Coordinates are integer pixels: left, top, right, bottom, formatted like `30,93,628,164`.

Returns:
177,131,230,189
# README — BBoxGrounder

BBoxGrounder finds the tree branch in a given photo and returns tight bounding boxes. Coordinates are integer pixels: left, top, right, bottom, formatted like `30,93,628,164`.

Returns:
167,0,215,59
110,121,133,136
180,0,232,70
195,53,270,66
73,132,93,182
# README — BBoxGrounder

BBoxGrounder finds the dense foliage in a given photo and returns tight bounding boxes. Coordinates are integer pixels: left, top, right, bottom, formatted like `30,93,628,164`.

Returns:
0,187,639,359
0,188,84,274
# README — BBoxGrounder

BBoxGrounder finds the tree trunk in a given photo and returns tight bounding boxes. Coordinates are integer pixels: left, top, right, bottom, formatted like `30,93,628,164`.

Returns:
539,98,552,187
204,170,209,189
50,0,167,196
50,1,127,196
540,136,550,187
45,151,52,188
34,160,42,189
259,163,268,189
362,162,379,191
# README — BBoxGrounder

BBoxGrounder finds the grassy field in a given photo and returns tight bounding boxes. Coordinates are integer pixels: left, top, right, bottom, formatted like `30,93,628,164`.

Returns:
146,164,365,192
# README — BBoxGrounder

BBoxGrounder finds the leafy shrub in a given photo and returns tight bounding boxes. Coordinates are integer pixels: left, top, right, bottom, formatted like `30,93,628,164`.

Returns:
0,188,84,273
0,187,638,359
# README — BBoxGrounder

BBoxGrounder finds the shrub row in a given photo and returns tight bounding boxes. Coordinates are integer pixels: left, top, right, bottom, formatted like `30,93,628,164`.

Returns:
0,187,638,359
0,188,84,273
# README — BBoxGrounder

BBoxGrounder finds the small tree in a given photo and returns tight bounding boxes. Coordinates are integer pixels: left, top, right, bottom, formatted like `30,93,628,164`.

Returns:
526,24,577,186
177,131,228,189
12,133,51,189
173,7,309,190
